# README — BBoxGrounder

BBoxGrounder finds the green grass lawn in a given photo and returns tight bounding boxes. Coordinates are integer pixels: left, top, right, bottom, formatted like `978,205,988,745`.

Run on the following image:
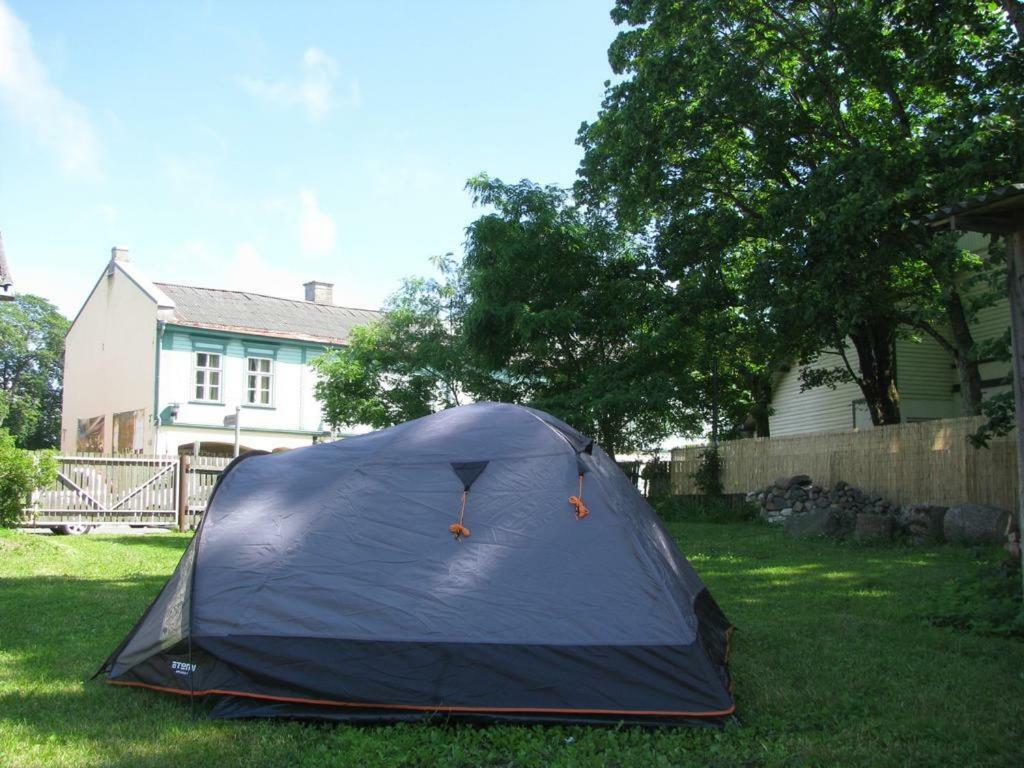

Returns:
1,523,1022,768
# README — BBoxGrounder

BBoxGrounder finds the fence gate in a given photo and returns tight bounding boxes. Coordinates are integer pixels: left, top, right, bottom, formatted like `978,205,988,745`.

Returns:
25,454,232,528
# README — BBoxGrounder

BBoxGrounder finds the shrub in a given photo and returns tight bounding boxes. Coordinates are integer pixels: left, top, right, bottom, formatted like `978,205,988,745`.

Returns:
0,429,57,527
640,457,671,499
692,444,724,495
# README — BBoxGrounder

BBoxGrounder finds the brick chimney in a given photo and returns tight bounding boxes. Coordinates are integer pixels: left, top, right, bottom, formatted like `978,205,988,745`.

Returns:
304,280,333,305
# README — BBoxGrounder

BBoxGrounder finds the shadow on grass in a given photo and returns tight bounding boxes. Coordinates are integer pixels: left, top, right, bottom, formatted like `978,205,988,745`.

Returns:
0,573,168,686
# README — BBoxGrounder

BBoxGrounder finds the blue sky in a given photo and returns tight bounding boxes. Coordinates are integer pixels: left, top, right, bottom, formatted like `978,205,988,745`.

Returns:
0,1,619,317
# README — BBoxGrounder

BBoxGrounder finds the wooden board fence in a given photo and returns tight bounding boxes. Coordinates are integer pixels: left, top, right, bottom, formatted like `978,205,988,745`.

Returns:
670,416,1017,511
25,454,232,527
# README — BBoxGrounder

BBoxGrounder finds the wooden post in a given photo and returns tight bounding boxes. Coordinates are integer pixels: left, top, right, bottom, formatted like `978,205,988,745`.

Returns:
177,453,189,533
1005,228,1024,590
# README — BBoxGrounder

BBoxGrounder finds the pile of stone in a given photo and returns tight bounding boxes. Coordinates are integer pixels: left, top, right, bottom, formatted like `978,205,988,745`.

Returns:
747,475,899,541
746,474,1013,546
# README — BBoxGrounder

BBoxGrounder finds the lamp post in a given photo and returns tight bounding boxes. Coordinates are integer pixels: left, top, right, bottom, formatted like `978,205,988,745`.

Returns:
223,406,241,457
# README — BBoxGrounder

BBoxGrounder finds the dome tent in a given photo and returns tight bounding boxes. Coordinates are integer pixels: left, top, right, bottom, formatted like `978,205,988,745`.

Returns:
98,403,735,726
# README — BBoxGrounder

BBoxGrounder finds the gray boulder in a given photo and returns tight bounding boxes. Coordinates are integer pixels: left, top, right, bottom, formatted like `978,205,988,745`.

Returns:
943,504,1011,545
901,504,947,545
774,474,812,491
854,513,893,543
784,508,840,538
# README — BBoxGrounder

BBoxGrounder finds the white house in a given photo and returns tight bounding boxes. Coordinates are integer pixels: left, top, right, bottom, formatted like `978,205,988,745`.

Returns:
768,234,1011,436
60,248,381,455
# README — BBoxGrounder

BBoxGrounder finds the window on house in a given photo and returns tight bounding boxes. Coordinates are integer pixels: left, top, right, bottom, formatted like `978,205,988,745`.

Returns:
194,352,222,401
246,356,273,406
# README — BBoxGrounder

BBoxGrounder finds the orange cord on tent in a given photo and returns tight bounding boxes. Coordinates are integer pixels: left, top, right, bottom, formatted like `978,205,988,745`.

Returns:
449,490,471,541
568,473,589,520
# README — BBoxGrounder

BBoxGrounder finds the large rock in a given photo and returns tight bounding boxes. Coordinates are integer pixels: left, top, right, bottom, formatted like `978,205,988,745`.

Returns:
943,504,1011,545
784,508,840,538
774,474,812,491
765,494,786,512
901,504,947,545
854,513,893,543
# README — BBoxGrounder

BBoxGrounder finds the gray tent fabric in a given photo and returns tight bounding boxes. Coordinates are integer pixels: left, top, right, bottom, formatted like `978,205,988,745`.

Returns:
100,403,734,725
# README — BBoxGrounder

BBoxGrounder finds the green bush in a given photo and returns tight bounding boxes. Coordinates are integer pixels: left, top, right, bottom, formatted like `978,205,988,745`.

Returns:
0,429,57,527
692,444,724,495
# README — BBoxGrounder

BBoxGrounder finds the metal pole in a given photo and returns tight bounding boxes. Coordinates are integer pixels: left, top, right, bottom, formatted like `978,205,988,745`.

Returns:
233,405,241,457
177,453,188,533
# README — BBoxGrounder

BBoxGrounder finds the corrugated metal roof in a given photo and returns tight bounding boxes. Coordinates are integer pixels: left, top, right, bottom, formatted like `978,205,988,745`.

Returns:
155,282,381,345
920,184,1024,227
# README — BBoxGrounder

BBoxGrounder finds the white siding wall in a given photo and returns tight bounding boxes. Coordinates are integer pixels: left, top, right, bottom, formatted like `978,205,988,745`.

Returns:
896,334,957,422
951,233,1011,409
60,265,157,453
768,351,865,436
155,329,333,453
769,233,1011,436
969,295,1012,406
769,334,958,437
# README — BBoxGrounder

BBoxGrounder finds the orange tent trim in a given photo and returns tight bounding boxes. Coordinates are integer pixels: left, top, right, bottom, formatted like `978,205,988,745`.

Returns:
106,679,736,718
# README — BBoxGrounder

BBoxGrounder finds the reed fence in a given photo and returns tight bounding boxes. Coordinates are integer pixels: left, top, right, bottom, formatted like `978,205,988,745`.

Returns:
670,416,1017,511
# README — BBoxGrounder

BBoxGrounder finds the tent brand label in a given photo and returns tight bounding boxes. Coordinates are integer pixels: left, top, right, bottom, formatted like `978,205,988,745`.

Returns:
170,661,197,676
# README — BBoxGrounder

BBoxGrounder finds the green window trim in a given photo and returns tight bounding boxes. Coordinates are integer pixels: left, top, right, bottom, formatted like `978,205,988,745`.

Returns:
244,344,278,359
191,338,227,353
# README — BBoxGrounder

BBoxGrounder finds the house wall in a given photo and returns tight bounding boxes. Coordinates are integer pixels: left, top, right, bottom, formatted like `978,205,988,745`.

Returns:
157,425,319,455
155,326,335,453
962,295,1012,408
769,232,1011,436
768,351,865,437
60,264,157,453
767,333,973,437
896,334,958,422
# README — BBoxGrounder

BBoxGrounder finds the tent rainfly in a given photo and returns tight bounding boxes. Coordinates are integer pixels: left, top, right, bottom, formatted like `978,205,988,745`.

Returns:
98,403,735,726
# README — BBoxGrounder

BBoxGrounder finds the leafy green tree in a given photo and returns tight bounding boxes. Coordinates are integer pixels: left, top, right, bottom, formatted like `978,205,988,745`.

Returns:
0,295,69,448
462,174,702,457
0,428,57,527
312,255,492,430
578,0,1024,426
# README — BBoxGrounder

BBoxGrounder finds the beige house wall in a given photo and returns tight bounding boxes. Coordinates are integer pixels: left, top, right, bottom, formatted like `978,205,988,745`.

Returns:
60,261,158,453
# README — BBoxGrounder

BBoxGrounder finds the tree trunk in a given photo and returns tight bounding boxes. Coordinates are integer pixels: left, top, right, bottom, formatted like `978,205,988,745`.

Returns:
946,289,984,415
849,318,901,425
749,371,772,437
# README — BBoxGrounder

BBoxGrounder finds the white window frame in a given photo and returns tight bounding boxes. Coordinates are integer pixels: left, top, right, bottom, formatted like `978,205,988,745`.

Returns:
245,355,274,407
193,351,223,403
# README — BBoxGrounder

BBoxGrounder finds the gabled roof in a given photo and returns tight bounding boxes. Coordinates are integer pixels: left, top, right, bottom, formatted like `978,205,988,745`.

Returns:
155,282,381,345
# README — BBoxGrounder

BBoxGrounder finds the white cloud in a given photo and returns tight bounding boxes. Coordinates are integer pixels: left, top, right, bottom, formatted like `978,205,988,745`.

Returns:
298,189,336,255
0,1,101,177
241,46,344,120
